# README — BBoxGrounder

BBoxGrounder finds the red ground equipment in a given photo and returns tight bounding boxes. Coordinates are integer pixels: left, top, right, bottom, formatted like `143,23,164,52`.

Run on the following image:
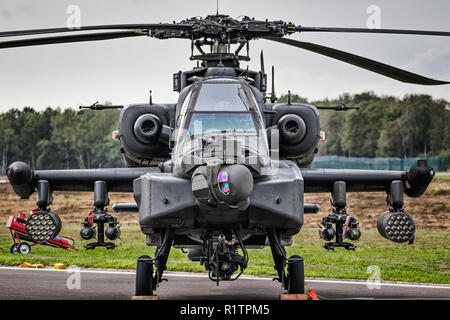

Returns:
6,212,78,254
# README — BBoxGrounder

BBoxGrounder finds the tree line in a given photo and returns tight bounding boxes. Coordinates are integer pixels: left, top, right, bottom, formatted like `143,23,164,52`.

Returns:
278,92,449,163
0,92,449,173
0,106,123,173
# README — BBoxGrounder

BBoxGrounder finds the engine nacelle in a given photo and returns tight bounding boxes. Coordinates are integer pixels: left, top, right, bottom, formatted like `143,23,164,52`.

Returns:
267,103,320,167
118,104,175,167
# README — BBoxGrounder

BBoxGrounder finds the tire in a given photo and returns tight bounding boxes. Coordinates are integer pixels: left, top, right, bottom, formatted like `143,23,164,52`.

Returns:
135,255,153,296
10,244,18,254
287,255,305,294
18,243,31,254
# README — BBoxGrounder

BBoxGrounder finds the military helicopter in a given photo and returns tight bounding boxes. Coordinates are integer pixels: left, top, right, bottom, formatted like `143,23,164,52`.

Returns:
3,14,447,296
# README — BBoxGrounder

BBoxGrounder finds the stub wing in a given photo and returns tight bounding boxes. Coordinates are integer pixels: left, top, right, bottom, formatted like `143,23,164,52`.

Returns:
6,162,159,198
300,159,434,197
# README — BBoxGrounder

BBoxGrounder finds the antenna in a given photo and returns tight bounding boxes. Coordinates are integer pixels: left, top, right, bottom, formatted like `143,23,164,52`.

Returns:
260,50,265,74
260,50,267,101
271,65,277,103
216,0,219,15
149,90,153,105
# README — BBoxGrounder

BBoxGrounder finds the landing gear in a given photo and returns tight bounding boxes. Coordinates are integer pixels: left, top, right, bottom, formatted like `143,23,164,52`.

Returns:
135,256,153,296
134,229,173,296
287,255,305,294
267,228,305,294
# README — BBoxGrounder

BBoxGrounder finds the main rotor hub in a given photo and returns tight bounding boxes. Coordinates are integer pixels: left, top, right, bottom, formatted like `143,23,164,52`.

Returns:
173,14,294,43
150,14,295,66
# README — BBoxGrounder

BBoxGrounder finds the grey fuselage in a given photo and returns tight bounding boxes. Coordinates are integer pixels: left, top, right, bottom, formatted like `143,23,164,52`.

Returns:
132,73,321,248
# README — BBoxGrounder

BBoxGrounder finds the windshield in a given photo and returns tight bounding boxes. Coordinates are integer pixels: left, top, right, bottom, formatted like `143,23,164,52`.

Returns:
188,113,256,135
172,81,271,173
194,83,250,112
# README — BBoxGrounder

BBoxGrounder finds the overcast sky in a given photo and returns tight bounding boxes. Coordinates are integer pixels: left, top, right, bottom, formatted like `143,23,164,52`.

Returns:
0,0,449,112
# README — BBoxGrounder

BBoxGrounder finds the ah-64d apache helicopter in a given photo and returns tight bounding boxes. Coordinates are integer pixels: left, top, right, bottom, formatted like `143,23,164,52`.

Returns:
3,14,447,296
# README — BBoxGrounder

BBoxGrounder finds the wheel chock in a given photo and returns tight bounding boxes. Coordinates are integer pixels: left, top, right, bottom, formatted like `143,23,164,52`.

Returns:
19,262,45,268
131,295,159,300
280,293,310,300
280,289,319,300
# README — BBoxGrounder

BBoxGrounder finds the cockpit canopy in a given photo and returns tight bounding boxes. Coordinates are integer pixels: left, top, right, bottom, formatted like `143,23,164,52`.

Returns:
183,80,260,136
173,78,270,177
174,78,266,135
188,113,257,135
193,82,250,112
187,81,258,135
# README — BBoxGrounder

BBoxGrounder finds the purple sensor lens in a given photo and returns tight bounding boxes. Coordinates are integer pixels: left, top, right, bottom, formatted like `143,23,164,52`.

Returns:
218,171,228,183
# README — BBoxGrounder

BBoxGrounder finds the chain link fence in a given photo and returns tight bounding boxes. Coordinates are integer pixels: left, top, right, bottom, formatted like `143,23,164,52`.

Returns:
312,156,446,171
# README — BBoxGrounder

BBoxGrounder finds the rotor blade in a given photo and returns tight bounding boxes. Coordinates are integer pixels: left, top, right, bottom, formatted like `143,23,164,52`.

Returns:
0,31,146,49
0,23,192,38
295,26,450,37
264,37,450,85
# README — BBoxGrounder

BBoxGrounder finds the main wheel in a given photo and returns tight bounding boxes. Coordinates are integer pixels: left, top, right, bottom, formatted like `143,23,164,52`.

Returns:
10,244,18,254
287,255,305,294
135,255,153,296
18,242,31,254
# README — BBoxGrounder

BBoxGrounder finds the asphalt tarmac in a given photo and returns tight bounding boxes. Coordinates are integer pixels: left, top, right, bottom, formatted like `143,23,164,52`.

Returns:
0,266,449,300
